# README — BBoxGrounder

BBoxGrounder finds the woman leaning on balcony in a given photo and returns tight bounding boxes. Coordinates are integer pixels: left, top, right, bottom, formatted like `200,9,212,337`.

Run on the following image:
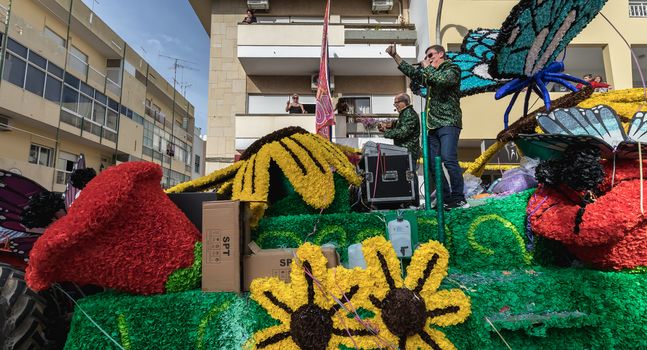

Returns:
286,94,306,114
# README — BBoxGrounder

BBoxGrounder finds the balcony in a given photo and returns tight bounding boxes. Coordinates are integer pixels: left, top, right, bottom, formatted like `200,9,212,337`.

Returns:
237,22,417,76
630,1,647,17
234,113,397,151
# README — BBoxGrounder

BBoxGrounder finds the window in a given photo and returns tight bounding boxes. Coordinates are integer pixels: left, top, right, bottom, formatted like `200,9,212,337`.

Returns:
633,46,647,87
25,64,46,96
78,94,93,119
28,51,47,69
3,53,26,87
28,144,53,167
143,119,153,149
44,27,66,47
68,46,88,77
7,38,27,58
56,151,77,185
247,95,316,114
194,154,201,173
93,102,106,125
550,46,606,92
124,60,136,76
62,85,79,112
44,75,62,102
47,62,64,79
106,107,118,130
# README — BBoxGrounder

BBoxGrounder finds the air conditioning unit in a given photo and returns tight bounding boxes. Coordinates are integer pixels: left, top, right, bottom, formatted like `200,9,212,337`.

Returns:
311,74,335,91
0,116,10,131
247,0,269,10
372,0,393,12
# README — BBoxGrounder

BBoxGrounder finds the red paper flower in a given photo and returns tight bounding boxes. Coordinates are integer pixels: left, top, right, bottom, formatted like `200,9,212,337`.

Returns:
26,162,200,294
529,159,647,270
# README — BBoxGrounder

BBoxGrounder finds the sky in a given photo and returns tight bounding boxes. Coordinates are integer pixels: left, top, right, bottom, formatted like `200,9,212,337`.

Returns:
80,0,210,133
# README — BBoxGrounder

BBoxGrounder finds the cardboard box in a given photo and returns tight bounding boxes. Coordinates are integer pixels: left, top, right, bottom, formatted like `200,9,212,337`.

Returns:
167,192,218,232
202,200,249,293
243,242,339,291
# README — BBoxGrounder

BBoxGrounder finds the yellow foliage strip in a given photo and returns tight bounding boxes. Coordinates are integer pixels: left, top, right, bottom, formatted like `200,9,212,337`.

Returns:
459,162,518,171
578,88,647,120
464,141,506,176
165,161,242,194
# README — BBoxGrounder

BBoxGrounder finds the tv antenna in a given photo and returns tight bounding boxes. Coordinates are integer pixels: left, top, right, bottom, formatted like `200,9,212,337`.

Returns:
88,0,100,24
158,53,198,96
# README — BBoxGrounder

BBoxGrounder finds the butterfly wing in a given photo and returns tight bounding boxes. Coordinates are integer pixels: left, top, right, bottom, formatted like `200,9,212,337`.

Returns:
0,169,48,232
516,133,614,160
626,111,647,142
446,29,510,96
490,0,608,79
536,105,626,148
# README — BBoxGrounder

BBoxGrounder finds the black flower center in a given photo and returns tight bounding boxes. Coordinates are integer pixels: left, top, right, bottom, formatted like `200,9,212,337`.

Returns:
381,288,427,337
290,304,333,350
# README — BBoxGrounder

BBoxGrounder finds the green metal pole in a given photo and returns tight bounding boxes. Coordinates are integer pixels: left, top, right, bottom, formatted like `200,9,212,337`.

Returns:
435,156,446,244
421,111,432,210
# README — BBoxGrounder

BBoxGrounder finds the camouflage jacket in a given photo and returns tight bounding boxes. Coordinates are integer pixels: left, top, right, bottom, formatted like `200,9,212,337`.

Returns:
398,60,463,130
384,105,421,161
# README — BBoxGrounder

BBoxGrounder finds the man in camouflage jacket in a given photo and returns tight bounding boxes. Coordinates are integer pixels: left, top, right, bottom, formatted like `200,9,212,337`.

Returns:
379,93,421,164
386,44,468,209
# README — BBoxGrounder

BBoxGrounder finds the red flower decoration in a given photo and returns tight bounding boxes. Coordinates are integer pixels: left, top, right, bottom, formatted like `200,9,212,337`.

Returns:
529,159,647,270
26,162,200,294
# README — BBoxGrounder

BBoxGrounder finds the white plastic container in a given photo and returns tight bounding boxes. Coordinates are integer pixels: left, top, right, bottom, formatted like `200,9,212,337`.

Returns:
347,243,366,269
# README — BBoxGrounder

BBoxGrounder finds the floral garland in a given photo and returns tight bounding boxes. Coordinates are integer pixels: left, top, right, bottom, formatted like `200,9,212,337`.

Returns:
167,127,361,227
249,237,471,350
459,161,517,172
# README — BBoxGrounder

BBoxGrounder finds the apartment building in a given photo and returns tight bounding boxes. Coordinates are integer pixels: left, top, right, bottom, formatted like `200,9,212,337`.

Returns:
0,0,205,191
190,0,419,172
190,0,647,173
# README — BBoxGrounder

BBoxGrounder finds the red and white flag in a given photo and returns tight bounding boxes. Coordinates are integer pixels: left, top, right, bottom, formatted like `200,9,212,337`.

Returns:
315,0,335,140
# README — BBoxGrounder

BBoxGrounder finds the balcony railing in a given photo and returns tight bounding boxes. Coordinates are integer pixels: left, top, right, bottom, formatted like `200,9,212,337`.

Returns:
630,1,647,17
234,113,398,150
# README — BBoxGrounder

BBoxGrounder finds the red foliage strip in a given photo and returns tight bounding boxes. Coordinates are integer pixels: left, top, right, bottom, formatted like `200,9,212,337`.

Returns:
529,159,647,270
26,162,201,295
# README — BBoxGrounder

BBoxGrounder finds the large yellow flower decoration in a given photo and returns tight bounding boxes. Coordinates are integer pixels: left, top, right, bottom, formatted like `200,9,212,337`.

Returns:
249,242,375,350
166,127,361,227
249,238,471,350
358,236,471,350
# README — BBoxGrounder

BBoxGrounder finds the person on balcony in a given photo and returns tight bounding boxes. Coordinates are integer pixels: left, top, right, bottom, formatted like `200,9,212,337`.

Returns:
378,93,420,166
386,43,468,210
286,94,305,114
242,9,257,24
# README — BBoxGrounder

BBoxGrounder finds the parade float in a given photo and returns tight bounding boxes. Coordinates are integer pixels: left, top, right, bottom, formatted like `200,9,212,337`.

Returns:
2,0,647,349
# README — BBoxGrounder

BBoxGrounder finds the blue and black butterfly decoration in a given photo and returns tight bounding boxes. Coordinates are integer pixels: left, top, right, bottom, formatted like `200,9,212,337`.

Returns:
516,105,647,160
428,0,609,128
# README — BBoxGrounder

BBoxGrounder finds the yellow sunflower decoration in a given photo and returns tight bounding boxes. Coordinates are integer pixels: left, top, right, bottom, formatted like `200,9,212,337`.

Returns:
166,127,361,227
249,242,376,350
249,237,471,350
358,236,471,350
